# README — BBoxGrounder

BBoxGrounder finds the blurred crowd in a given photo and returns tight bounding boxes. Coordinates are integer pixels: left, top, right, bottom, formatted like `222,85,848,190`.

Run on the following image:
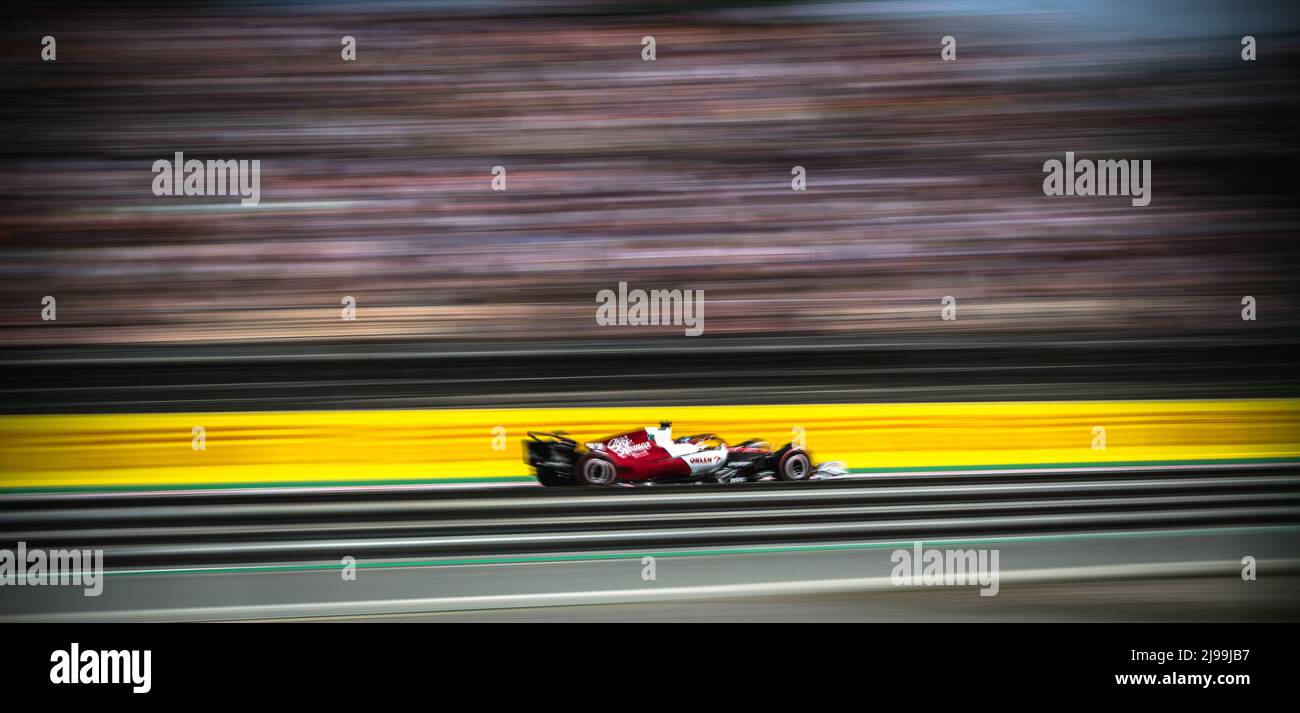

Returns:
1,1,1297,345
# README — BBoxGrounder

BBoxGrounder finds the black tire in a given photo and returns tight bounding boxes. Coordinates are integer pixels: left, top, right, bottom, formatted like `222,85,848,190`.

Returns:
575,453,619,486
775,448,812,481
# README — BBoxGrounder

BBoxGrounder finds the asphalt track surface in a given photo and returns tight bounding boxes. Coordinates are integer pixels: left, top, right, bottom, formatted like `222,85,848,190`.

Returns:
3,333,1297,620
2,463,1297,621
324,576,1300,623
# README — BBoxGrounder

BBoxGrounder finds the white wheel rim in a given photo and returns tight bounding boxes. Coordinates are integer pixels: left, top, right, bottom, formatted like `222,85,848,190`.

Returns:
584,459,615,484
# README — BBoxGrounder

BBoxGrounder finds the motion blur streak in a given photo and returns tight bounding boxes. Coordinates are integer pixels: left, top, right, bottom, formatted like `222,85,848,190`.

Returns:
2,1,1298,346
1,400,1297,490
3,0,1299,622
2,465,1298,621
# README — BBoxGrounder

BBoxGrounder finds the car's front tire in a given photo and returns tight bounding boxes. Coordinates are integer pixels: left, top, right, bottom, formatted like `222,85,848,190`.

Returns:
775,448,812,481
575,453,619,486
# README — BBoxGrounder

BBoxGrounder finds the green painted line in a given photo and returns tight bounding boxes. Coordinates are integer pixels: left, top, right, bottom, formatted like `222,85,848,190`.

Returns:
106,524,1300,577
4,456,1297,495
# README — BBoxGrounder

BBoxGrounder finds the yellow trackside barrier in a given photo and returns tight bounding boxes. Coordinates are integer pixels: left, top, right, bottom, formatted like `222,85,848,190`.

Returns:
1,400,1298,490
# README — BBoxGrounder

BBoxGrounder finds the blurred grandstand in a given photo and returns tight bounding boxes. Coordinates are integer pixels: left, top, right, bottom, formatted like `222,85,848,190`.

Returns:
2,0,1296,348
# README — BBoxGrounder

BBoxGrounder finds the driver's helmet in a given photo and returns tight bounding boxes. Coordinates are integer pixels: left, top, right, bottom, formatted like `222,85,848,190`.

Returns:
647,421,673,446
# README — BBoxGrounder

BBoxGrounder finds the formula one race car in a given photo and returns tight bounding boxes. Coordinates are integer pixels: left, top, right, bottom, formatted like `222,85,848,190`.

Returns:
523,421,846,487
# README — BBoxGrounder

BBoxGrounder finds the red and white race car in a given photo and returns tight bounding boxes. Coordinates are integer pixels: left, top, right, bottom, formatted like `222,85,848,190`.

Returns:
523,421,845,486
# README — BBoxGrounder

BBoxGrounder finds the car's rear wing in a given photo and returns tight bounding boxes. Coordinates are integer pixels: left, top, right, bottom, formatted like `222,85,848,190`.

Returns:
526,431,576,445
524,431,580,472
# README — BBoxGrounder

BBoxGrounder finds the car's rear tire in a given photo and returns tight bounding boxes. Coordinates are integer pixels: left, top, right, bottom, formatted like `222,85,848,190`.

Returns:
775,449,812,481
575,453,619,486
